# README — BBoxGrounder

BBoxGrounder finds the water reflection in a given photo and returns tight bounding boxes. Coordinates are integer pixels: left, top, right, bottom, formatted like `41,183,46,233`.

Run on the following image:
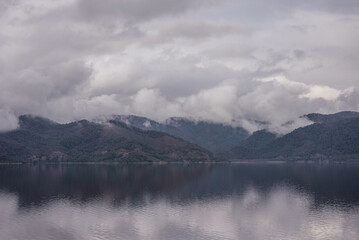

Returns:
0,163,359,240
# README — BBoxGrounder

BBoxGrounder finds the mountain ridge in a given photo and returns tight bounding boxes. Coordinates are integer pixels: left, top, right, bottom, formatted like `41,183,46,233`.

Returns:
0,115,214,163
2,111,359,163
111,115,249,153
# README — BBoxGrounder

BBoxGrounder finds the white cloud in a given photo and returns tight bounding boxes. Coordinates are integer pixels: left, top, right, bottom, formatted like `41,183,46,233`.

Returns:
300,85,342,101
0,109,19,132
131,88,181,122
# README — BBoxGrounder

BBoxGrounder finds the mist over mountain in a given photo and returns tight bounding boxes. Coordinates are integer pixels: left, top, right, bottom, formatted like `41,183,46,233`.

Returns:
224,112,359,161
1,111,359,162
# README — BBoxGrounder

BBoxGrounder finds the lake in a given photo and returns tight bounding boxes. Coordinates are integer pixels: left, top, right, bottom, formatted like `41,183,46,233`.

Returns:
0,163,359,240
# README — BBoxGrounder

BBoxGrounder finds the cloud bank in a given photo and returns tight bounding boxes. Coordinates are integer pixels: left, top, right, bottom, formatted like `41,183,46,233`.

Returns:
1,0,359,133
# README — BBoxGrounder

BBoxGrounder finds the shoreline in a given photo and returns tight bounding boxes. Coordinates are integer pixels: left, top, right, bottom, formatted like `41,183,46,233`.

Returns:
2,159,359,165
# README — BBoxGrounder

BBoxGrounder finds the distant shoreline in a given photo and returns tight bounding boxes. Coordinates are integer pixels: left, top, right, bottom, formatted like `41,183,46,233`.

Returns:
1,159,359,165
0,161,227,165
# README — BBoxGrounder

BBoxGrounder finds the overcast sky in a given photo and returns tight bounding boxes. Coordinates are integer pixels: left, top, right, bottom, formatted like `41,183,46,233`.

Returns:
1,0,359,132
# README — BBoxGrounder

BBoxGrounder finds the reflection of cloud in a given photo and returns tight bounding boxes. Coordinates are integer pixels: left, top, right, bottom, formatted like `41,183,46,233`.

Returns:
0,193,18,223
0,187,358,240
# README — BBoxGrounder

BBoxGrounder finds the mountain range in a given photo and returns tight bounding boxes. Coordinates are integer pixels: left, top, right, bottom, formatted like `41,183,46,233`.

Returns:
1,111,359,163
0,115,214,163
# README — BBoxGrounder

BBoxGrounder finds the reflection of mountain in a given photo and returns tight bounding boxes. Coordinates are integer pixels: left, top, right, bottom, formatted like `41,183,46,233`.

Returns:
0,115,213,163
0,165,212,207
224,111,359,160
0,164,358,208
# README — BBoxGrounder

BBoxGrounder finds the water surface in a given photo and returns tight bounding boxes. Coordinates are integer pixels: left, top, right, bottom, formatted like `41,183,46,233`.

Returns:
0,163,359,240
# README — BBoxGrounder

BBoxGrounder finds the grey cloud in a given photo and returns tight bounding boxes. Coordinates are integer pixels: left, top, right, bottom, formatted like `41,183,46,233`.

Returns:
85,54,255,100
0,60,91,124
0,0,359,132
50,62,92,98
293,50,305,59
21,0,207,28
158,21,249,42
336,89,359,111
222,0,359,22
304,0,359,14
2,61,90,100
129,59,241,99
0,0,20,14
203,45,255,59
76,0,206,24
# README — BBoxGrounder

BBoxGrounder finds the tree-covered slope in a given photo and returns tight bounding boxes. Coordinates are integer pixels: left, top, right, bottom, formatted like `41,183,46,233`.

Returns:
114,115,249,153
224,130,277,159
0,115,214,163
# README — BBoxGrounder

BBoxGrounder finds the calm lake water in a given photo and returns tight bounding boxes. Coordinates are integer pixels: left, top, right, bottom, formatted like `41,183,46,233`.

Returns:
0,163,359,240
